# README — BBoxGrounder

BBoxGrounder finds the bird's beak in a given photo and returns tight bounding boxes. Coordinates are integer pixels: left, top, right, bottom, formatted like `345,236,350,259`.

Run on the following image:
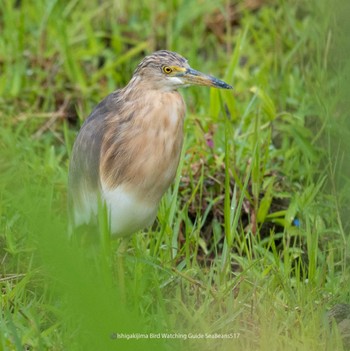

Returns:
180,67,232,89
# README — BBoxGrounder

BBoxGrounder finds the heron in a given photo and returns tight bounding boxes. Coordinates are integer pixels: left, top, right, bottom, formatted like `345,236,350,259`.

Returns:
68,50,232,237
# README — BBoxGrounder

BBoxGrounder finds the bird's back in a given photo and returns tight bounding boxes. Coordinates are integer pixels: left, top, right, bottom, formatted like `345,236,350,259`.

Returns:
68,91,119,229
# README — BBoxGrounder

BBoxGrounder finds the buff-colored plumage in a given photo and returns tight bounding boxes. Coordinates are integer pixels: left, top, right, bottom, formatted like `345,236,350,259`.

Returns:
68,50,232,236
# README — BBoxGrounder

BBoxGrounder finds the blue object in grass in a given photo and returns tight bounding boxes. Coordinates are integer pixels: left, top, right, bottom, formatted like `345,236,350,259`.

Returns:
293,218,300,227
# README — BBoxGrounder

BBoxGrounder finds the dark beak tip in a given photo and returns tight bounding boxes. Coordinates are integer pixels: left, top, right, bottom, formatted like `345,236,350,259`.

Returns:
210,76,232,90
216,81,233,90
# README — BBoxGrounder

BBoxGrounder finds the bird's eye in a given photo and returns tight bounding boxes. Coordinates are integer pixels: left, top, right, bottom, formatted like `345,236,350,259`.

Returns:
162,66,173,74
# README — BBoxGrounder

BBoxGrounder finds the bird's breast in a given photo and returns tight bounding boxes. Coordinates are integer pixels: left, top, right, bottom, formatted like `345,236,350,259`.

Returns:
135,91,186,201
100,90,186,205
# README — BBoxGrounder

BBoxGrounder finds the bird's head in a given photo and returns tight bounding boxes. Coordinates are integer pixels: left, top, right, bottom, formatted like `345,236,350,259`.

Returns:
132,50,232,91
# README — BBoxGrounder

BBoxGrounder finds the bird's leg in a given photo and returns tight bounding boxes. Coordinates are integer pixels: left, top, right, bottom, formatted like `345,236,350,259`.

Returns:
96,198,128,304
116,237,129,305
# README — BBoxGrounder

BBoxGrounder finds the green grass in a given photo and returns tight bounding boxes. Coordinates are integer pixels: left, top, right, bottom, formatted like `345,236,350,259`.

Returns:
1,0,350,350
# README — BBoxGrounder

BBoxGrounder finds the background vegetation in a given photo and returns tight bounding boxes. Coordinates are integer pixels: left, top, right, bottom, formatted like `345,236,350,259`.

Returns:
1,0,349,350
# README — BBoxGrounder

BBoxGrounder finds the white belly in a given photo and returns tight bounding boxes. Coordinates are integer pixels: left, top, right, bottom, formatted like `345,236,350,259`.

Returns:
101,184,158,236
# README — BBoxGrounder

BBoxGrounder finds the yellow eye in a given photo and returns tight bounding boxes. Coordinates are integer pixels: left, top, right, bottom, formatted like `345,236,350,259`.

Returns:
162,66,173,74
